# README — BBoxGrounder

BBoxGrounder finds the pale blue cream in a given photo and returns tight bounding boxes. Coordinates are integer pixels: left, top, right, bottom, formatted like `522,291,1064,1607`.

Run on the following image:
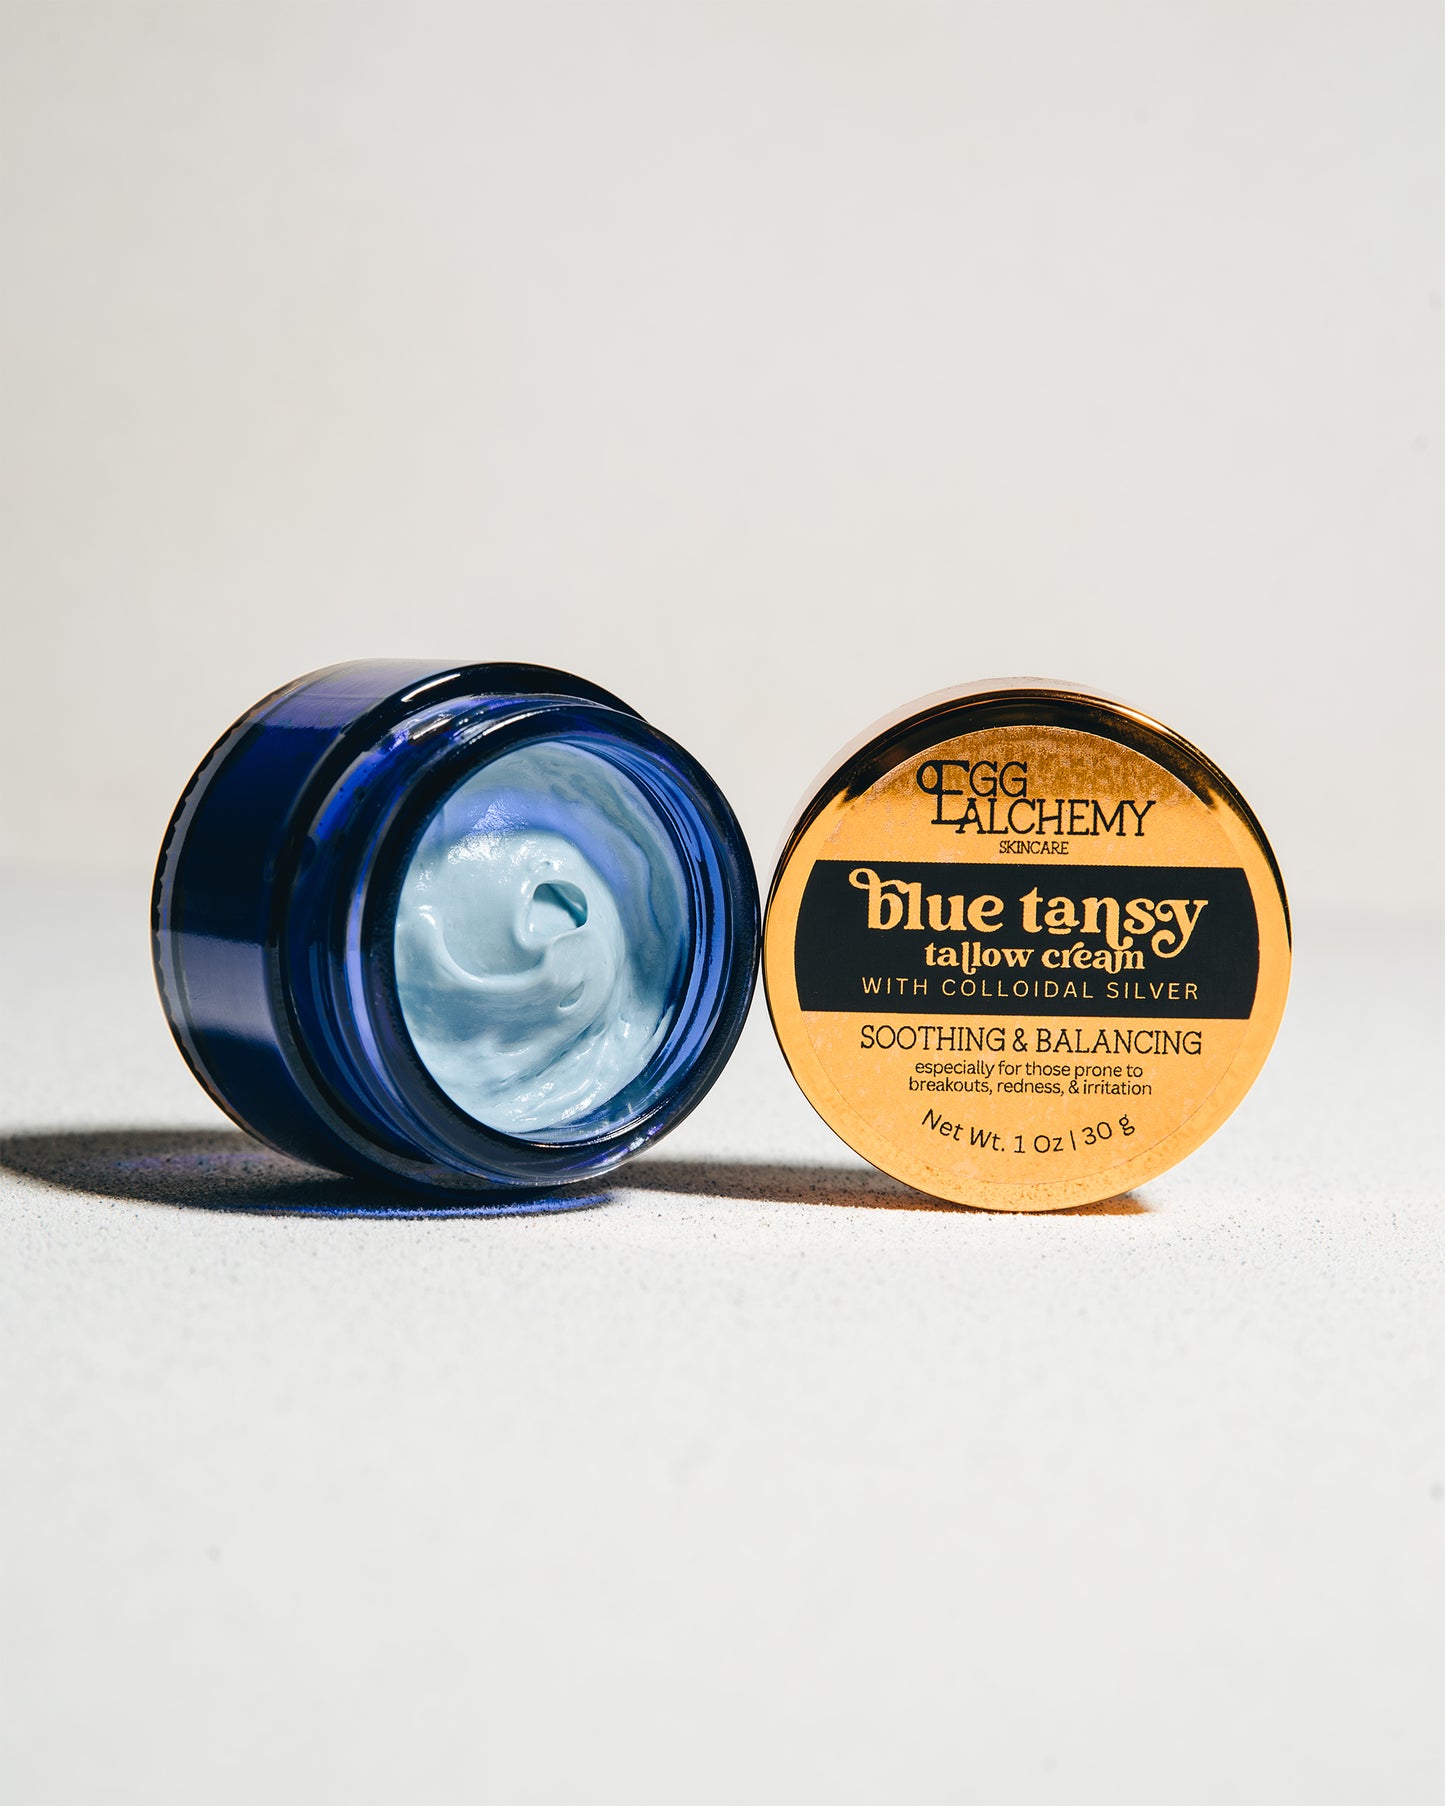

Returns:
393,742,689,1134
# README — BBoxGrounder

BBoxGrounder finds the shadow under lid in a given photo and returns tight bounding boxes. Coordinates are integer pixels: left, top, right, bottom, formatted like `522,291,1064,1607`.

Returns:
0,1129,1148,1218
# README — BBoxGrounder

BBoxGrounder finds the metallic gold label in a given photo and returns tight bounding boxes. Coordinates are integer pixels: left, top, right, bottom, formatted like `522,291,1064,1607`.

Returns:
765,705,1290,1211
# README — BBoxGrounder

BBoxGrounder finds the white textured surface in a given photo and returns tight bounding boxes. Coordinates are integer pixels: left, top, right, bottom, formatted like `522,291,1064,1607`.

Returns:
0,868,1440,1805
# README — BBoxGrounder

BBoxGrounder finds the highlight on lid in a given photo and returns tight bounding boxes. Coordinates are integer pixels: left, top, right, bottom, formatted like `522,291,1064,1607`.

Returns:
152,661,759,1197
763,679,1290,1213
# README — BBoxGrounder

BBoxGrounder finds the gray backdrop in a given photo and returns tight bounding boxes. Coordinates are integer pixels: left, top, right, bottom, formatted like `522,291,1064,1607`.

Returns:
1,1,1439,910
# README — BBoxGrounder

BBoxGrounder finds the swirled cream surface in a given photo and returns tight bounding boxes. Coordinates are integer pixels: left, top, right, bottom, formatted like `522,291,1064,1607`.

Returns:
394,742,689,1135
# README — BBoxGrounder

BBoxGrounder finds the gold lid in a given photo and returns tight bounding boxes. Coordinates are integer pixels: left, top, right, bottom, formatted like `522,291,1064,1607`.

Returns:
764,680,1290,1212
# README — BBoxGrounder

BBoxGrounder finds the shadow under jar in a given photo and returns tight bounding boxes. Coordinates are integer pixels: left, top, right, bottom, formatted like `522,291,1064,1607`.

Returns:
153,661,759,1194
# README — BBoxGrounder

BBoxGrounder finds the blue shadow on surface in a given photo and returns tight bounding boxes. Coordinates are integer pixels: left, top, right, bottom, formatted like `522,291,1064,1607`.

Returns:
0,1129,1147,1218
0,1128,612,1218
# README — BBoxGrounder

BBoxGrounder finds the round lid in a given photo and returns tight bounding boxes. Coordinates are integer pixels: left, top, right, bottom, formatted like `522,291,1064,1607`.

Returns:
764,680,1290,1212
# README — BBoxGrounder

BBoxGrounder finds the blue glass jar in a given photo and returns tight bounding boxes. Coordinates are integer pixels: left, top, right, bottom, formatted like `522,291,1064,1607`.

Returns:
152,661,759,1194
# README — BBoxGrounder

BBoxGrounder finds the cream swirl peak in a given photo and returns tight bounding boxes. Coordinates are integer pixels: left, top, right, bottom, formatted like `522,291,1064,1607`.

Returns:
394,742,688,1134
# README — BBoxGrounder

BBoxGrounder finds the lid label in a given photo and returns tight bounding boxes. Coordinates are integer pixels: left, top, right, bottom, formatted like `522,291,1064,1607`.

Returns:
765,710,1290,1208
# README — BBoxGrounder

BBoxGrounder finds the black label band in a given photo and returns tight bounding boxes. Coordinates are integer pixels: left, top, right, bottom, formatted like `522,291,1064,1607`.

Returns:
794,862,1259,1019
